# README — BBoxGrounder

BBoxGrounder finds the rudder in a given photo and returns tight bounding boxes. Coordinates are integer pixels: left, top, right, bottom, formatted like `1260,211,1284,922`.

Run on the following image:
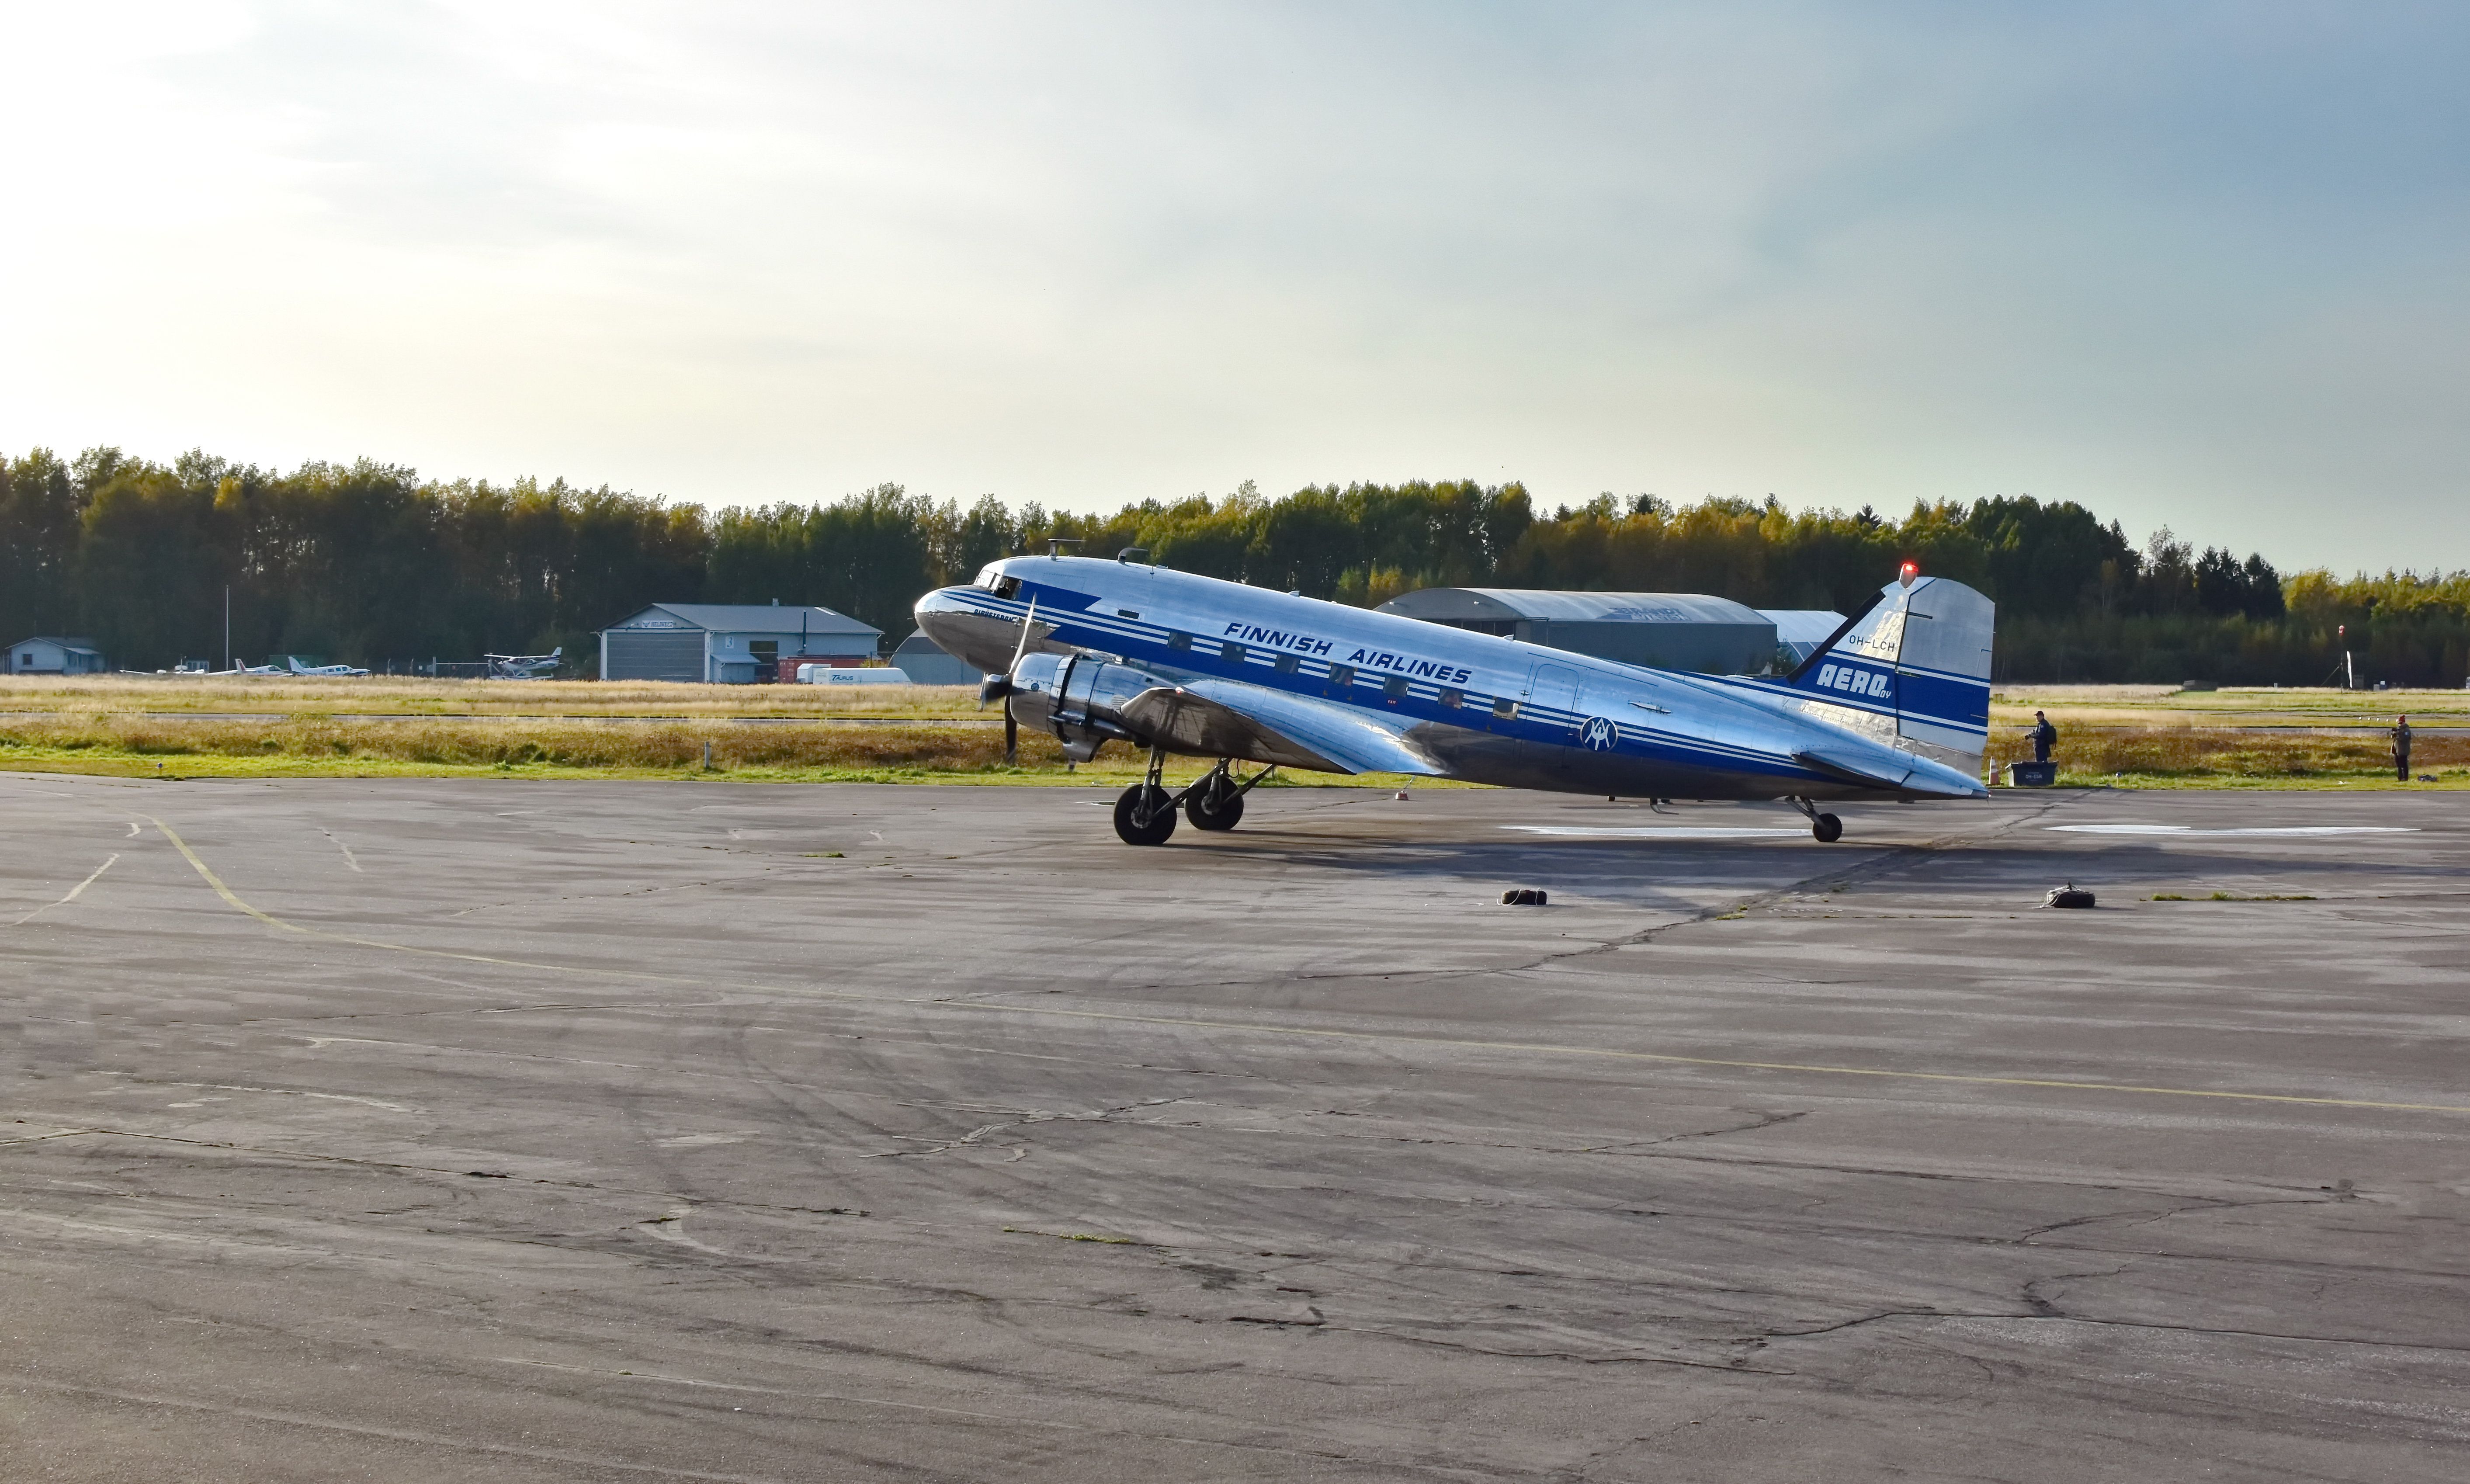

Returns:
1785,575,1993,769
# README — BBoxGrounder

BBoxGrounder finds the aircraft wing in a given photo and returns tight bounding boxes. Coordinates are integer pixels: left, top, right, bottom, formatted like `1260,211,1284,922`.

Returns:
1116,678,1447,777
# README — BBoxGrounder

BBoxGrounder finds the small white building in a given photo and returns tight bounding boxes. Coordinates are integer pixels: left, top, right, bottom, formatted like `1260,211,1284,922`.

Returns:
7,636,108,675
597,603,882,683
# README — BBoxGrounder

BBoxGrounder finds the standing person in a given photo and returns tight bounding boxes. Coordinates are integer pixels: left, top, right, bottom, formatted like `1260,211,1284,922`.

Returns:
2031,710,2058,764
2392,714,2412,782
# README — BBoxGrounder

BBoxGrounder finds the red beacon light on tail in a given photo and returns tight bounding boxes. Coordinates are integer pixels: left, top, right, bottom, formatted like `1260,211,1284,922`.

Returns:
1898,561,1919,587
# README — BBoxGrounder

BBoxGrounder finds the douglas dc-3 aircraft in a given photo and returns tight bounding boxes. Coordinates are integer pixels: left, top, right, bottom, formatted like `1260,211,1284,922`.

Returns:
914,549,1992,846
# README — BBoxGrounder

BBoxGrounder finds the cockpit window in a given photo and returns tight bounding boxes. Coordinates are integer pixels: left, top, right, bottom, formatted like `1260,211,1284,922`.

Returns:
975,564,1008,591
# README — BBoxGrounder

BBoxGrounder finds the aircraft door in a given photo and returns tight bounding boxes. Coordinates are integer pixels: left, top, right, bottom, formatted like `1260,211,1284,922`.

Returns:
1528,663,1582,741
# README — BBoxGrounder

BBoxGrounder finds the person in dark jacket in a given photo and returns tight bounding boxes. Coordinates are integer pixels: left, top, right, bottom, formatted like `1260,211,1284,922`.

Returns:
2031,710,2058,764
2393,715,2412,782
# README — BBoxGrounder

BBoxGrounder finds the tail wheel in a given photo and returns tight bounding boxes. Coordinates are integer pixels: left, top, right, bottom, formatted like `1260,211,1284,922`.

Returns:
1811,813,1843,843
1113,785,1178,846
1185,776,1244,831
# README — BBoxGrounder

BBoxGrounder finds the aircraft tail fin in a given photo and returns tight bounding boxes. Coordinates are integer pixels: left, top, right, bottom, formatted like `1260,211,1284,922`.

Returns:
1786,575,1993,768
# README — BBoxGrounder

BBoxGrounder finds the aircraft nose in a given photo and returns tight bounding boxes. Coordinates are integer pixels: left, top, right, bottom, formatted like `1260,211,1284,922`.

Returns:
912,587,1024,674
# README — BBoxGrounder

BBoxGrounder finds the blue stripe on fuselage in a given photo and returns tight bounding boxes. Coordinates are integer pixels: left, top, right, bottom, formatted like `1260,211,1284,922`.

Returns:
943,580,1837,784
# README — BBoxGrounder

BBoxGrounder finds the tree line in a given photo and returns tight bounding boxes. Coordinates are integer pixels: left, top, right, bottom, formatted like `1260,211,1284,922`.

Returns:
3,444,2463,686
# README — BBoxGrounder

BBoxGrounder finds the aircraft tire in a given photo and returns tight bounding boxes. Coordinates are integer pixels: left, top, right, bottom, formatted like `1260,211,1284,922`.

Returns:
1811,813,1843,843
1185,779,1244,831
1114,785,1178,846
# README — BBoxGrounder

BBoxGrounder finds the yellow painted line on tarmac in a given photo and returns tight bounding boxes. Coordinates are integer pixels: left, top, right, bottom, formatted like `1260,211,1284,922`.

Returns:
146,815,689,979
143,816,2470,1118
9,852,121,926
149,819,304,932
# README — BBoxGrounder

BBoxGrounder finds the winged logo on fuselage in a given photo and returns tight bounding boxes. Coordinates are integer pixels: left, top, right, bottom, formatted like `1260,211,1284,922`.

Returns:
1578,716,1619,752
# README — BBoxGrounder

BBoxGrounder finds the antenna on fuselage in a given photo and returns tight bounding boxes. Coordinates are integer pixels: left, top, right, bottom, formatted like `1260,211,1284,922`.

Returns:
1045,538,1082,559
1116,547,1151,565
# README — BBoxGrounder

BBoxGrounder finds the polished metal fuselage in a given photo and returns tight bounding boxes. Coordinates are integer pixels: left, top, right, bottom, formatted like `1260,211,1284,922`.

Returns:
915,555,1985,801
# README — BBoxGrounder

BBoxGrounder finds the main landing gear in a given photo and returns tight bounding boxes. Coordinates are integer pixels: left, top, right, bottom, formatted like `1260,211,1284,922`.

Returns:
1789,796,1844,843
1112,751,1275,846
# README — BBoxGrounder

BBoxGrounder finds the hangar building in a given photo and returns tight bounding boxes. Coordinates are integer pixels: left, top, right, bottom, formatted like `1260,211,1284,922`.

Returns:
1764,610,1855,669
7,636,108,675
887,629,982,686
1375,589,1841,676
598,603,882,683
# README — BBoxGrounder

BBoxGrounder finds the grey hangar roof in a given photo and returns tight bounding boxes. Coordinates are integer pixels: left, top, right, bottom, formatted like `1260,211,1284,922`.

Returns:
603,603,881,639
1377,588,1840,676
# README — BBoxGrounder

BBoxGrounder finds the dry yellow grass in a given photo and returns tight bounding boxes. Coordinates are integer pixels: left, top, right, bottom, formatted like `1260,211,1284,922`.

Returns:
1991,684,2468,728
1985,725,2464,782
0,674,984,719
3,678,2459,786
0,711,1035,773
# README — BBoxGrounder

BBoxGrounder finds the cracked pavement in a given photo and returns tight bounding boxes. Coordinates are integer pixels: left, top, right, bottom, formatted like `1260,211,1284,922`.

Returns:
2,774,2466,1481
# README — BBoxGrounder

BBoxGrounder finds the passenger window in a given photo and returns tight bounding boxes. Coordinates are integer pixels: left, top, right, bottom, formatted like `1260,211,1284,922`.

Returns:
1329,664,1356,690
1222,641,1247,666
1167,631,1192,651
1273,653,1299,674
1382,675,1408,702
1117,608,1140,619
1492,697,1519,719
1439,688,1463,709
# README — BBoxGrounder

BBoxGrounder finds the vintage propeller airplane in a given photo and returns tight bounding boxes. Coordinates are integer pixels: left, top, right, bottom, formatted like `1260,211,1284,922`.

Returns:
914,549,1992,846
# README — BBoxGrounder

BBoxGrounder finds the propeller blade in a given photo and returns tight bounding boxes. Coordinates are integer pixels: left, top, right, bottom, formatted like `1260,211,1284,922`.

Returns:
980,595,1041,705
1007,595,1041,672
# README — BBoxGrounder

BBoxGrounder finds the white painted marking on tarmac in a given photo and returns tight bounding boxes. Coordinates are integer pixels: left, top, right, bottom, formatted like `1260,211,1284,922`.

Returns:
12,853,120,925
125,822,141,837
2050,825,2419,837
637,1203,782,1262
655,1133,750,1148
153,1081,416,1113
322,830,363,871
1506,826,1812,839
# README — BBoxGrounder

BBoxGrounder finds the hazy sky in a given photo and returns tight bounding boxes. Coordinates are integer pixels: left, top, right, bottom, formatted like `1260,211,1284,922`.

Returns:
4,2,2464,570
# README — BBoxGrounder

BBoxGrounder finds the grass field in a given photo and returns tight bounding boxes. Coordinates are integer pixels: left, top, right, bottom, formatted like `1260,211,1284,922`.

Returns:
0,673,985,719
1991,683,2468,728
1,676,2462,788
1984,684,2467,790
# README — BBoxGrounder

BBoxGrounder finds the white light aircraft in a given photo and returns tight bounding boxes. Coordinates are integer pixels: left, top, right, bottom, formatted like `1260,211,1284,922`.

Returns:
915,551,1992,845
286,656,370,677
483,647,562,679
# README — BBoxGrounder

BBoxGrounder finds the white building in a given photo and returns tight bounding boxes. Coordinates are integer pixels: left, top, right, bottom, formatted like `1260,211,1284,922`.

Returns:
597,603,883,683
7,636,108,675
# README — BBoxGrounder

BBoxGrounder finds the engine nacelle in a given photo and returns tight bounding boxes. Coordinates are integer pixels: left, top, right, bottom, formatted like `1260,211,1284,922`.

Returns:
1002,651,1166,762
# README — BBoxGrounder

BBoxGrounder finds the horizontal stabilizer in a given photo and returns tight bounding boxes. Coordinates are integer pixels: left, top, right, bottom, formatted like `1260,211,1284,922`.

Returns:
1792,748,1913,790
1793,745,1982,797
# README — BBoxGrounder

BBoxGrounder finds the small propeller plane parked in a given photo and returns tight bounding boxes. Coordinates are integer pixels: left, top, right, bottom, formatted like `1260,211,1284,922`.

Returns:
285,655,370,677
915,551,1993,846
483,647,563,680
